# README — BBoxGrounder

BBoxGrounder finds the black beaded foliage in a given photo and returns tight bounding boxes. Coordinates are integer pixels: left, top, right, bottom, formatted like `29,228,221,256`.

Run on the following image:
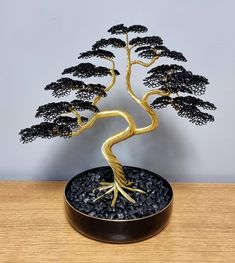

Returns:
62,63,119,78
128,25,148,34
161,50,187,62
54,116,88,129
135,45,153,53
129,36,163,46
138,49,157,59
44,77,107,100
150,96,172,109
135,44,187,62
151,95,216,126
171,96,216,125
108,24,128,34
108,24,148,35
92,38,126,50
75,84,107,100
70,99,99,112
19,122,72,143
78,49,115,59
35,101,71,121
44,78,85,98
148,64,185,75
174,96,216,111
144,64,208,95
35,100,98,121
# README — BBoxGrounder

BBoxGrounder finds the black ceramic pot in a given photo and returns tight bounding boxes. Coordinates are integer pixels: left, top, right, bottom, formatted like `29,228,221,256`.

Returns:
64,166,173,243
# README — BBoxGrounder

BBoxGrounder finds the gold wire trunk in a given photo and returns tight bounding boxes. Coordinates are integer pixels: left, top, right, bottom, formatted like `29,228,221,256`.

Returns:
71,33,170,206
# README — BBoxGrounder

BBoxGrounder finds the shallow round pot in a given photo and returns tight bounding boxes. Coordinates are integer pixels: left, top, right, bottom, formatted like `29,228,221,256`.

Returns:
64,167,173,243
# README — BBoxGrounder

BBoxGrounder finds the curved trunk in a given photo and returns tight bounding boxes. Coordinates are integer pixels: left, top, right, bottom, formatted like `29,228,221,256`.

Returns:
100,111,136,185
73,110,136,185
101,127,132,186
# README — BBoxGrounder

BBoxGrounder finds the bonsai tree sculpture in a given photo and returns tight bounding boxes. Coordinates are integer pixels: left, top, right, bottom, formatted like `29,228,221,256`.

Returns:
20,24,216,207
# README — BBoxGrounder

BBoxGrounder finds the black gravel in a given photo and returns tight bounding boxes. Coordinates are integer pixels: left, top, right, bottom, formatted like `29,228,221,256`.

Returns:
66,166,172,220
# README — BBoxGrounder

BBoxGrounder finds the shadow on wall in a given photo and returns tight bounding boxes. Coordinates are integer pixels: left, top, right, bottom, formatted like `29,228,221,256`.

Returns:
39,97,197,182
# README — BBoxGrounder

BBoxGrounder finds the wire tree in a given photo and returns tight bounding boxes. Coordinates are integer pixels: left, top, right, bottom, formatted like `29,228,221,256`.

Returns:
20,24,216,206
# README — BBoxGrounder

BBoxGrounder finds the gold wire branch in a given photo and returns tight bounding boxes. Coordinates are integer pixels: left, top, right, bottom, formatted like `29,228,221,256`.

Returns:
142,89,171,102
134,89,171,135
70,109,84,126
131,55,160,67
125,33,142,105
92,58,116,106
70,58,117,128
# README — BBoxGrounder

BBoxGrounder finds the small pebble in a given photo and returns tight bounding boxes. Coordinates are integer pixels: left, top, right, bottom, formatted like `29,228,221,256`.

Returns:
66,166,172,220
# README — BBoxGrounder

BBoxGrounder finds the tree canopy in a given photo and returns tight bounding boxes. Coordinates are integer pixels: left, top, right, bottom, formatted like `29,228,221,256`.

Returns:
20,23,216,144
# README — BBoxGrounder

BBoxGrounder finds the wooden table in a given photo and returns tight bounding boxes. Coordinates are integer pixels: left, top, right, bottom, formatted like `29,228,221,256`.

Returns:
0,182,234,263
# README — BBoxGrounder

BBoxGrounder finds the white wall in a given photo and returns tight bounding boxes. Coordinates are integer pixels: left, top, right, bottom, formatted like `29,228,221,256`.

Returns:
0,0,234,182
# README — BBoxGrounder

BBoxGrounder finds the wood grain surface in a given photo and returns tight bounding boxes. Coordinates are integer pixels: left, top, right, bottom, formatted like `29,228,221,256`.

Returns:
0,182,234,263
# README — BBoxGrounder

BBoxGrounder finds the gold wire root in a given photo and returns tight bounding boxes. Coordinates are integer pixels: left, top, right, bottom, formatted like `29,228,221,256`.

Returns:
99,181,134,187
93,181,145,207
